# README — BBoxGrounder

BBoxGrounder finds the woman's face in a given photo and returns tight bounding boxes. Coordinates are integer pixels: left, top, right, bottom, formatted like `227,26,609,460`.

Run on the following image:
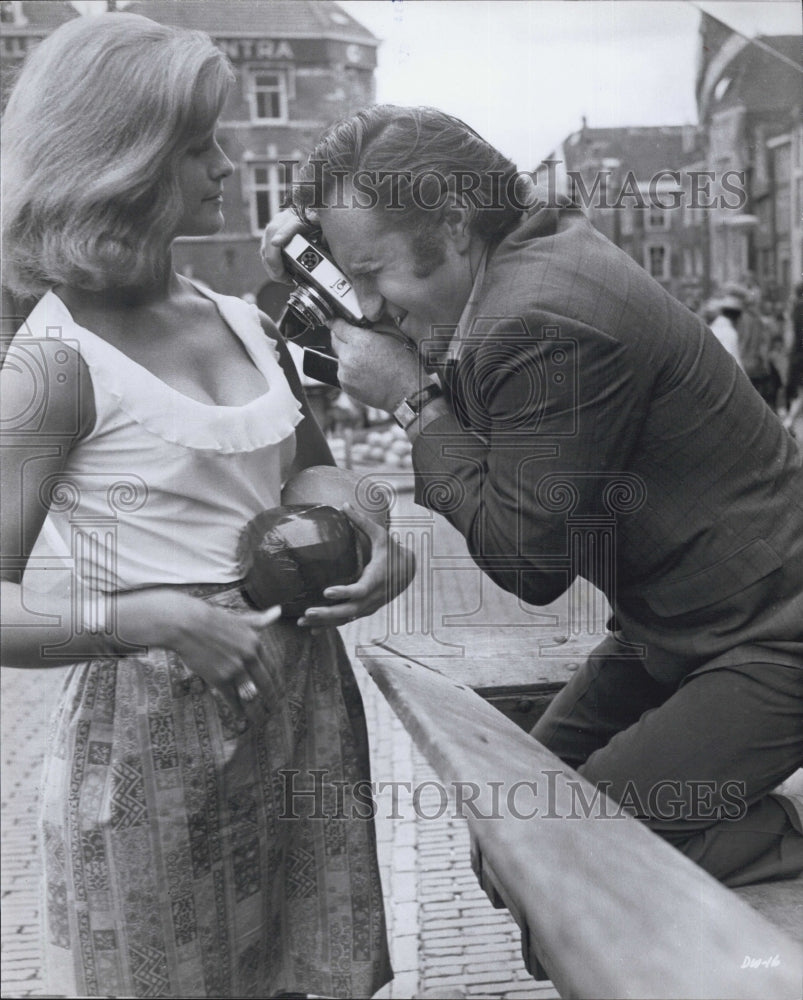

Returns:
174,126,234,238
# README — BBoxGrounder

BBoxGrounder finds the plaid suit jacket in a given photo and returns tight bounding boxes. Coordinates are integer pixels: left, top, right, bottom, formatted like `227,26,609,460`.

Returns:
411,205,803,682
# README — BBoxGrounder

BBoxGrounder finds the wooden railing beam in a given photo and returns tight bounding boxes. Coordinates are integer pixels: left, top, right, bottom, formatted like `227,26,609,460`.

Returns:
360,649,802,1000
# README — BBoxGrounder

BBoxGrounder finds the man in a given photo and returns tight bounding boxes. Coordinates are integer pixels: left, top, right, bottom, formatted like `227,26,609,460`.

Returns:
708,294,743,368
263,105,803,887
722,282,782,409
785,282,803,434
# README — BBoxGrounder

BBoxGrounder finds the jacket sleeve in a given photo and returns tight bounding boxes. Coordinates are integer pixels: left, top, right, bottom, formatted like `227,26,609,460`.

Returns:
410,316,649,606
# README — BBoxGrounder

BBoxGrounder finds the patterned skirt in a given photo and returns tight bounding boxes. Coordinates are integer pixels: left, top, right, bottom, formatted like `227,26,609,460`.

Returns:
39,584,392,998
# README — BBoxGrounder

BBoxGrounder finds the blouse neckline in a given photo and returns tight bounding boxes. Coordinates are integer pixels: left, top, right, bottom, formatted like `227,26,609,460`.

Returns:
44,283,271,412
37,284,303,454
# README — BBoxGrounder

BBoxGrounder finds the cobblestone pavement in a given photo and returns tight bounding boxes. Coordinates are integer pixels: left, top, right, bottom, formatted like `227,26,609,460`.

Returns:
2,476,563,999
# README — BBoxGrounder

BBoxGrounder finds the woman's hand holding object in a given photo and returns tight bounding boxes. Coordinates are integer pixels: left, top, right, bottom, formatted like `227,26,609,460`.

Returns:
129,589,281,716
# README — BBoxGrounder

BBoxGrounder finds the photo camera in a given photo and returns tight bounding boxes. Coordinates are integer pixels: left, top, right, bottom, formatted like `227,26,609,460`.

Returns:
282,232,369,330
279,232,370,387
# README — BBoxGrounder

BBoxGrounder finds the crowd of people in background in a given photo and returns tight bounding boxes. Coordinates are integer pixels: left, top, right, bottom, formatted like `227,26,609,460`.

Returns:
700,276,803,435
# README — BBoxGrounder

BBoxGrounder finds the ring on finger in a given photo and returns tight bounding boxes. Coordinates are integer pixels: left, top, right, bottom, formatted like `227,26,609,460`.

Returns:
237,678,259,703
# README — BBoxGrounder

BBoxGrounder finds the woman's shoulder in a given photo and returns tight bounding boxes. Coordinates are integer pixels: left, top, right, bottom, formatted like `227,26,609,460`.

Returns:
5,291,87,367
2,298,96,440
180,276,286,355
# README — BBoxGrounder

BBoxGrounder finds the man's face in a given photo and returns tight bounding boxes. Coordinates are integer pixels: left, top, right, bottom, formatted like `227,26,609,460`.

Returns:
318,193,476,345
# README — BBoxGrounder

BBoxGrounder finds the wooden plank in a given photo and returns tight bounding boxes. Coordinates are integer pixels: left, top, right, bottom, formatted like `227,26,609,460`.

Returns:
359,647,803,1000
471,841,551,980
368,627,596,690
735,878,803,946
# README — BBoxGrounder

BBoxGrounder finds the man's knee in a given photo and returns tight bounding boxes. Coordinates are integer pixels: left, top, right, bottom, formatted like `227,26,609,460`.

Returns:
640,792,803,886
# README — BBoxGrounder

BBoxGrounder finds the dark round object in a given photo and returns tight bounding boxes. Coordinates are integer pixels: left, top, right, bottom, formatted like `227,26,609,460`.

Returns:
238,504,363,616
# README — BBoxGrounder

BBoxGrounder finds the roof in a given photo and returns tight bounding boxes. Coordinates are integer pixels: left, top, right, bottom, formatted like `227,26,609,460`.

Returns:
121,0,378,44
704,35,802,117
3,1,79,30
562,125,702,176
697,35,803,121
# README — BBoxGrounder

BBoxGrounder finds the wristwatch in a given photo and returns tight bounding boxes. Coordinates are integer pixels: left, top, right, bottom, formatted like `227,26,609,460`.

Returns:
392,383,443,430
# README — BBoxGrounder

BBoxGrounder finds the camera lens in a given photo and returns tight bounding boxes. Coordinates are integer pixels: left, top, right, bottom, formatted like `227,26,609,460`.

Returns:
287,285,333,329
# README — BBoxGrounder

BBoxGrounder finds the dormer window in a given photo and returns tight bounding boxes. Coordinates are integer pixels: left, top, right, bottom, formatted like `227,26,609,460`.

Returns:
0,1,28,25
713,77,732,102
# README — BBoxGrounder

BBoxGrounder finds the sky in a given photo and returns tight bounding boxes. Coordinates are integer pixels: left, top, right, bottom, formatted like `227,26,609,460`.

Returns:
70,1,802,170
336,1,802,169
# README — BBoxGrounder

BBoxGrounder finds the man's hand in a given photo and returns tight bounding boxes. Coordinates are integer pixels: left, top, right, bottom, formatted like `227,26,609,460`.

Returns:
330,318,427,411
259,208,310,283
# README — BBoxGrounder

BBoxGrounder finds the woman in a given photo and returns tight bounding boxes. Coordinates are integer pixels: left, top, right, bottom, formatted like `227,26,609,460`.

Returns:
1,13,406,998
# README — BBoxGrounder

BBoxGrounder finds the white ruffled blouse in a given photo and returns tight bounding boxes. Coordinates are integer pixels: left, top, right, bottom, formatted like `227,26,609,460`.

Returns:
19,285,302,592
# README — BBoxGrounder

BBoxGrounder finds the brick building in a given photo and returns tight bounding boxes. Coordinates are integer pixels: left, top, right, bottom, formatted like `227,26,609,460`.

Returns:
121,0,378,307
542,18,801,309
697,29,802,301
0,0,378,327
0,1,79,103
545,123,707,308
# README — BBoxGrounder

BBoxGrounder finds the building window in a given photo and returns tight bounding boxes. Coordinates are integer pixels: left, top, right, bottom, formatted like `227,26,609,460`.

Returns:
620,206,633,236
772,141,792,238
644,244,670,281
0,1,26,23
247,162,290,235
756,197,772,233
247,69,288,122
646,204,669,230
774,184,791,237
772,141,792,183
778,254,790,294
758,247,774,285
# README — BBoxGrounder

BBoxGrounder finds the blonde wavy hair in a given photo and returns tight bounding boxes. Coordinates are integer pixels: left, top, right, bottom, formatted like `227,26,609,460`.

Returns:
1,12,235,296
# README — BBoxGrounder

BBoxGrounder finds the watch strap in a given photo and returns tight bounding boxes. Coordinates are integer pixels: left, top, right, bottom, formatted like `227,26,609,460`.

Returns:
392,383,443,429
405,393,452,442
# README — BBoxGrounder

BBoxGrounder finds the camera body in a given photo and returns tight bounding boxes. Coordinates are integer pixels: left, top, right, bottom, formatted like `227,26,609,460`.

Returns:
279,233,371,388
282,233,369,331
